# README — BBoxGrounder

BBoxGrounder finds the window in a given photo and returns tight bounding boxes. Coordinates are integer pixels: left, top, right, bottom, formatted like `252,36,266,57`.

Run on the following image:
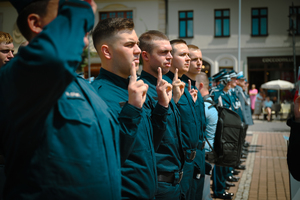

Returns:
99,11,133,21
251,8,268,36
214,9,230,37
179,11,193,38
289,6,300,35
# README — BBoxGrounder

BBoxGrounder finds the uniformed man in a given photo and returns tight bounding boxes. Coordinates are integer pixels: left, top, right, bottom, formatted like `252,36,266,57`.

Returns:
0,31,14,68
0,0,125,199
91,18,171,200
139,30,185,200
163,39,200,200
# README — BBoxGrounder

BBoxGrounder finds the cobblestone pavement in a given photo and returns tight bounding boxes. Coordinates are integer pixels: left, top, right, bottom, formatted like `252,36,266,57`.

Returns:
211,118,290,200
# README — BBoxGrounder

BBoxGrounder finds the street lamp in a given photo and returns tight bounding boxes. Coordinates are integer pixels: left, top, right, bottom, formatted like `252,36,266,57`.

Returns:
288,3,297,85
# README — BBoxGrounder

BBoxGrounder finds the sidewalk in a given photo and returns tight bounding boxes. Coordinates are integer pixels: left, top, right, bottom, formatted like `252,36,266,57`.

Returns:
211,119,290,200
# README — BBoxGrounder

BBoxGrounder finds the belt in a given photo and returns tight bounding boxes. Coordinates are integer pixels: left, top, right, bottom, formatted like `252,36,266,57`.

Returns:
184,150,196,161
157,171,183,184
198,141,206,150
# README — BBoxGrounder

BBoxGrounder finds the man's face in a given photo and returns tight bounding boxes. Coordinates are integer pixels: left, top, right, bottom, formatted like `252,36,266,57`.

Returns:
111,29,141,77
171,43,190,76
230,77,237,88
0,42,14,67
237,79,246,87
188,49,202,75
148,40,173,75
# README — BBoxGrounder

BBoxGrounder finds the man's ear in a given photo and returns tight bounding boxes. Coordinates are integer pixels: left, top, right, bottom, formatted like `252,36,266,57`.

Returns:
199,82,204,90
27,14,43,34
101,44,111,60
141,51,149,62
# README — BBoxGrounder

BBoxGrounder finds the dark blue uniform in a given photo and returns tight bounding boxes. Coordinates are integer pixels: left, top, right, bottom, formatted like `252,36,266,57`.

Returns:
182,75,206,200
0,1,123,199
163,72,199,200
140,71,184,200
92,68,168,199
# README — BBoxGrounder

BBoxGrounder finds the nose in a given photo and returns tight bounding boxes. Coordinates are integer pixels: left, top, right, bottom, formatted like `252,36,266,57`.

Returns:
186,55,191,61
8,50,14,58
167,52,173,59
134,44,141,54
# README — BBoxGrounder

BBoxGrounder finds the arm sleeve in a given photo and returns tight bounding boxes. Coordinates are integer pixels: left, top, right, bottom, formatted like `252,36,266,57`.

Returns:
118,102,142,165
287,118,300,181
1,0,94,123
204,104,218,151
151,102,169,151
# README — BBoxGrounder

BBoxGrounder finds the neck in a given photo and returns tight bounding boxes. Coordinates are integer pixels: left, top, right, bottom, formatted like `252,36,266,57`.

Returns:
170,67,183,77
201,89,209,97
184,72,197,80
142,64,158,78
101,61,128,79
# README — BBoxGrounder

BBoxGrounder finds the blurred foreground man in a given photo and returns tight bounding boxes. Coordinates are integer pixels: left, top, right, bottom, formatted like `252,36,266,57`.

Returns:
0,31,14,68
0,0,122,199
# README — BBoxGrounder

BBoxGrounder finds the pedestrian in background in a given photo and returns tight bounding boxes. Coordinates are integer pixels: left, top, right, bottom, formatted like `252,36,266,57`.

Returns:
249,84,258,114
254,87,265,119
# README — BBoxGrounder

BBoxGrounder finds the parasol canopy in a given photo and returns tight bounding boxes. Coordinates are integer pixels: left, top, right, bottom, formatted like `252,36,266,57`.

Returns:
261,80,294,90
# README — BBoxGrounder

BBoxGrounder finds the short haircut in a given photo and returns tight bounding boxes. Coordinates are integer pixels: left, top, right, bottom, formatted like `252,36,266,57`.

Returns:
170,39,186,55
187,44,200,51
0,31,13,44
92,18,134,50
16,0,50,41
196,72,209,90
139,30,169,54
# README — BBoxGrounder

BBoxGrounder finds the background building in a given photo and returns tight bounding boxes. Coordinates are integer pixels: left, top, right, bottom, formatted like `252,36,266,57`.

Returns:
0,0,299,100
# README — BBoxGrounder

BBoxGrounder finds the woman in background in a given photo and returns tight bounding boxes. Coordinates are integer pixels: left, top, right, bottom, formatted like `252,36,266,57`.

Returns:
249,84,258,114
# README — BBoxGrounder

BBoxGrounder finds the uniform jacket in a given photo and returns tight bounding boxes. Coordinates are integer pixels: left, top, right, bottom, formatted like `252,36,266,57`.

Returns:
92,68,168,199
0,1,123,199
140,71,184,173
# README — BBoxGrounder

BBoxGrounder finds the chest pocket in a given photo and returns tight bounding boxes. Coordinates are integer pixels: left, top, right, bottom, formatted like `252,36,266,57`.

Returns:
49,90,97,166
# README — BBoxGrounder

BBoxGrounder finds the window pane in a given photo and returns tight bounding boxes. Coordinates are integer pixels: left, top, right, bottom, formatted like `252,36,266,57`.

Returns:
101,13,107,20
127,11,132,18
187,11,193,18
223,19,229,36
215,10,221,17
109,12,115,18
215,19,222,36
179,12,186,18
260,18,267,35
180,21,186,37
223,10,229,17
118,12,124,18
187,20,193,37
297,20,300,34
252,9,259,16
260,9,267,15
252,18,258,35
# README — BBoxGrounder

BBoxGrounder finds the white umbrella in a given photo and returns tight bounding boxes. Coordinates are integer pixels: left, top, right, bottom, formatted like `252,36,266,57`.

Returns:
261,79,294,103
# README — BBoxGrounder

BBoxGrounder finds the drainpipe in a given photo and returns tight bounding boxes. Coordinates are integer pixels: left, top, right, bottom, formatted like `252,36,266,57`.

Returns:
165,0,168,35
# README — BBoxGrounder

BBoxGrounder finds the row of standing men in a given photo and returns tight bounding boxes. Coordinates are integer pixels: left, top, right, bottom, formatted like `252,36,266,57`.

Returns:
0,0,252,199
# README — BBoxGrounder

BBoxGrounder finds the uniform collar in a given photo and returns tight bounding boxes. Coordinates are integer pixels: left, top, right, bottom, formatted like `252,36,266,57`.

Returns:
140,70,157,85
98,68,129,90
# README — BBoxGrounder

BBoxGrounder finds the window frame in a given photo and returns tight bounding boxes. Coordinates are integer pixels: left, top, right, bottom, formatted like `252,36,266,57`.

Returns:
251,7,268,37
289,6,300,36
178,10,194,38
214,9,230,38
99,11,133,21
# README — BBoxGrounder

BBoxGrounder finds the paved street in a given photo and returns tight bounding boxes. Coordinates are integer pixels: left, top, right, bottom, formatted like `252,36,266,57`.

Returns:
211,118,291,200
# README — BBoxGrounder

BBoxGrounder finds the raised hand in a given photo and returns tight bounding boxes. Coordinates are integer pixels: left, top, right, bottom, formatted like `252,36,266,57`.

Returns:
128,62,149,108
172,68,185,103
294,96,300,123
188,79,198,103
156,67,172,108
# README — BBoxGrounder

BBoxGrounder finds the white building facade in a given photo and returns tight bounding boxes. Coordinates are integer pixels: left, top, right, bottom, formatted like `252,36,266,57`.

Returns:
1,0,299,94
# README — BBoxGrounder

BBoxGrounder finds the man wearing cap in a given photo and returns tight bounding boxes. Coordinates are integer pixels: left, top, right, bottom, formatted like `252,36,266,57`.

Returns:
0,31,14,68
0,0,135,199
